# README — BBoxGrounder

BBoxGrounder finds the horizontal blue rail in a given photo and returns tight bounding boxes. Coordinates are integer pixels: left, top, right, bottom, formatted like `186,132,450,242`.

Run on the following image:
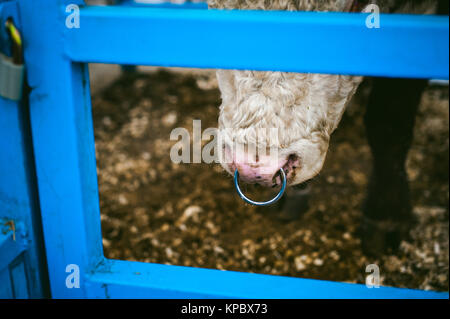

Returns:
82,258,449,299
116,0,208,9
66,6,449,79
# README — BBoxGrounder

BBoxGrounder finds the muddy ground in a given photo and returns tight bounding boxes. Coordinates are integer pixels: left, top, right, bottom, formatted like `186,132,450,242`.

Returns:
91,68,449,292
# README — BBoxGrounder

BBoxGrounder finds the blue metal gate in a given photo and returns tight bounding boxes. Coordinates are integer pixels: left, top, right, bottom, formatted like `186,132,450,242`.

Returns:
0,0,448,298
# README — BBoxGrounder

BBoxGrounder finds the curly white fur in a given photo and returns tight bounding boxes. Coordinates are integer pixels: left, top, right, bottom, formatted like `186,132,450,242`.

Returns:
209,0,438,185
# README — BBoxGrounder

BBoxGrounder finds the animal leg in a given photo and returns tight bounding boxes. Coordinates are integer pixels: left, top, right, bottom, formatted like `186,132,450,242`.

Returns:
362,77,427,256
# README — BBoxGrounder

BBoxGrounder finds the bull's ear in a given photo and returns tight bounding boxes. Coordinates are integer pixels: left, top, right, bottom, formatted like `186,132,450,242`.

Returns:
216,69,236,103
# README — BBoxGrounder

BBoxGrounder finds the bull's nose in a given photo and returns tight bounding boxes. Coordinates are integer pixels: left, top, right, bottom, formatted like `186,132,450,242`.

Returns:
235,162,279,186
232,150,280,186
233,153,300,187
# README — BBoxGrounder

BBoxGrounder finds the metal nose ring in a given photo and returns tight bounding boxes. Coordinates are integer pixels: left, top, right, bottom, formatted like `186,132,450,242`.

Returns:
234,168,287,206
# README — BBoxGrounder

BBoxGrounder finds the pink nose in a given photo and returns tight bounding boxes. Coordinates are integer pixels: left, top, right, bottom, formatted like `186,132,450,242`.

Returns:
232,151,288,187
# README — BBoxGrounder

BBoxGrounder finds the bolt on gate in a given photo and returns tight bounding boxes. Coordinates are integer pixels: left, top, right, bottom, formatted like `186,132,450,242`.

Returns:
0,0,449,298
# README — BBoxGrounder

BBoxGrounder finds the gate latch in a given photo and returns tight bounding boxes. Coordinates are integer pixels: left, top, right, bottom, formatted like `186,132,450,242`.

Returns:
0,18,24,101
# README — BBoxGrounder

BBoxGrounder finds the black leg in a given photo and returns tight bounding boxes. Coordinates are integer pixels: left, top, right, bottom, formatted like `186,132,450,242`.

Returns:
362,77,427,256
258,182,310,221
277,183,311,221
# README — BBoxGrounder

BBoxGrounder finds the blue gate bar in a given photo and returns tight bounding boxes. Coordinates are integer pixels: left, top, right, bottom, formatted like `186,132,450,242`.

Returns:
66,6,449,79
116,0,208,9
83,259,449,299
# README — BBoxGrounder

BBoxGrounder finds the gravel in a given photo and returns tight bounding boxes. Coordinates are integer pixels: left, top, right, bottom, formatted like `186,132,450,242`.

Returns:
92,68,448,292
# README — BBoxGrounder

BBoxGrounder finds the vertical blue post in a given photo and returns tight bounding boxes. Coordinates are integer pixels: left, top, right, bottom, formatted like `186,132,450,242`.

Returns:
0,0,49,299
17,0,103,298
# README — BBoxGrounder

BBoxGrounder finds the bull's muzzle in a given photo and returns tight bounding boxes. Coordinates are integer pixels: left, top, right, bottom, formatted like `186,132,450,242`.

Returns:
234,168,287,206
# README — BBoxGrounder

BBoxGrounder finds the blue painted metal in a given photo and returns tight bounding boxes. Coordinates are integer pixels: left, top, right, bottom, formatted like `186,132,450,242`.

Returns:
81,259,448,299
115,0,208,9
16,0,103,298
0,221,27,271
0,0,49,299
113,1,208,73
1,0,448,298
8,254,30,298
0,221,32,299
67,6,449,79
